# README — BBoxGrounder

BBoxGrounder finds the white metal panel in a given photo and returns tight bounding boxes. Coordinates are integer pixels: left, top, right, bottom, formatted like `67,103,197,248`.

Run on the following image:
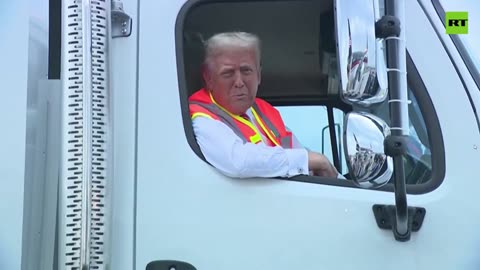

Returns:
109,0,139,269
404,1,480,269
134,1,480,270
22,80,62,270
21,0,55,267
0,1,29,270
38,80,62,270
418,0,480,120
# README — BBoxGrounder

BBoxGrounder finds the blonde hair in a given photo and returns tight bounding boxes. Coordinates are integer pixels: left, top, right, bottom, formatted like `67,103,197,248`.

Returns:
203,32,261,70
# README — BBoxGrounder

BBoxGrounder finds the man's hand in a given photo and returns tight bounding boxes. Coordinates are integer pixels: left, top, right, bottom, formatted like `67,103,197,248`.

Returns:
307,151,339,178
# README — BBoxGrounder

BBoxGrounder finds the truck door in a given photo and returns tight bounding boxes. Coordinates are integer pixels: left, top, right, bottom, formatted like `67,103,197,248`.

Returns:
127,0,480,269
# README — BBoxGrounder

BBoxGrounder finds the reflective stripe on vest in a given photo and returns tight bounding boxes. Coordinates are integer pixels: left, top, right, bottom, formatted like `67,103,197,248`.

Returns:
190,103,276,146
206,91,274,146
190,101,258,143
251,103,292,148
189,89,292,148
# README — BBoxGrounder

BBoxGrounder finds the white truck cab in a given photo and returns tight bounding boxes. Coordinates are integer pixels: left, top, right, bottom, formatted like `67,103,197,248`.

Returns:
1,0,479,269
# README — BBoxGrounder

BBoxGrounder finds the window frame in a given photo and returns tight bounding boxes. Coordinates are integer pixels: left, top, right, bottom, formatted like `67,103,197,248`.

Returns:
176,0,445,194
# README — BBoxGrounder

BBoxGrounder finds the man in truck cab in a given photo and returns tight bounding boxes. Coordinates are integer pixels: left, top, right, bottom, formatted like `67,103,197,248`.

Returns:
189,32,340,178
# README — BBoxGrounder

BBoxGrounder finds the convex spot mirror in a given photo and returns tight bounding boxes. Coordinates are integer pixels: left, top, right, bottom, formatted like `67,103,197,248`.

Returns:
334,0,388,106
344,112,393,188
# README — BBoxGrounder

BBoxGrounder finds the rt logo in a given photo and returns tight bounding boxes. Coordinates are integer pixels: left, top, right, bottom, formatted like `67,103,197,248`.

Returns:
446,12,468,34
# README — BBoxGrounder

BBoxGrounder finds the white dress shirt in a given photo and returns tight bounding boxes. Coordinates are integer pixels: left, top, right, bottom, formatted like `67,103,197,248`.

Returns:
192,108,309,178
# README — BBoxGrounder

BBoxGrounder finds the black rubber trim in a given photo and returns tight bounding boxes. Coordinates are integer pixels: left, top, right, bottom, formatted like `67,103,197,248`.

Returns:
48,0,61,79
400,53,446,194
327,106,340,170
146,260,197,270
175,0,445,194
176,0,207,162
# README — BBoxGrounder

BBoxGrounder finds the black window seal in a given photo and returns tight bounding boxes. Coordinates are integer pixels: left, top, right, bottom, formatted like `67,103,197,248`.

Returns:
48,0,61,80
431,0,480,91
327,106,340,170
175,0,445,195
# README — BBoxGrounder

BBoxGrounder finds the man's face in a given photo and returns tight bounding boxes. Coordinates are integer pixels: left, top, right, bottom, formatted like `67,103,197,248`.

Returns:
203,47,261,115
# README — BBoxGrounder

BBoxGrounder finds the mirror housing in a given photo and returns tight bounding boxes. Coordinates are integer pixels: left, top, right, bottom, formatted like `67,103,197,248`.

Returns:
344,111,393,188
334,0,388,106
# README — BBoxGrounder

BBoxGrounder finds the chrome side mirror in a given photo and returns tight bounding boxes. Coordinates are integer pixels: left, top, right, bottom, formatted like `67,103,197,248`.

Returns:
344,112,393,188
334,0,388,106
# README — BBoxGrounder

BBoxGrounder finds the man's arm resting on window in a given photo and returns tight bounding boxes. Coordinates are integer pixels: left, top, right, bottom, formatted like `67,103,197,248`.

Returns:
286,126,344,179
192,116,309,178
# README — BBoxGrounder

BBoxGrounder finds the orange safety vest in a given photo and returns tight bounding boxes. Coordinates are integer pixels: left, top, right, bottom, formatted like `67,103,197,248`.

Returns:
189,88,293,148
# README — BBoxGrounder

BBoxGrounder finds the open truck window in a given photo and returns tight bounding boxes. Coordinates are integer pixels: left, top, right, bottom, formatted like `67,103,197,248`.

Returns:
176,0,444,194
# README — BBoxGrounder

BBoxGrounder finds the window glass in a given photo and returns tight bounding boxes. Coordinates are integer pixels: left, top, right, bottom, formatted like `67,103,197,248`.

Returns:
276,86,433,184
275,106,328,153
368,87,433,184
276,106,348,175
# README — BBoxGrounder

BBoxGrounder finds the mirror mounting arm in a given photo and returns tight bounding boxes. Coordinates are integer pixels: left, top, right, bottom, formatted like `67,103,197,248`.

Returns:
371,0,426,242
375,136,426,241
375,15,400,39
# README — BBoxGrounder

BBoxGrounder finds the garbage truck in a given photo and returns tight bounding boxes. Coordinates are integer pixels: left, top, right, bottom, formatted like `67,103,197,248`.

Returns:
1,0,479,269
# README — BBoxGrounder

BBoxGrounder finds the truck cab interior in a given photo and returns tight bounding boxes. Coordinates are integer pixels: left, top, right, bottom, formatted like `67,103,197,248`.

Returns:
181,0,342,107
